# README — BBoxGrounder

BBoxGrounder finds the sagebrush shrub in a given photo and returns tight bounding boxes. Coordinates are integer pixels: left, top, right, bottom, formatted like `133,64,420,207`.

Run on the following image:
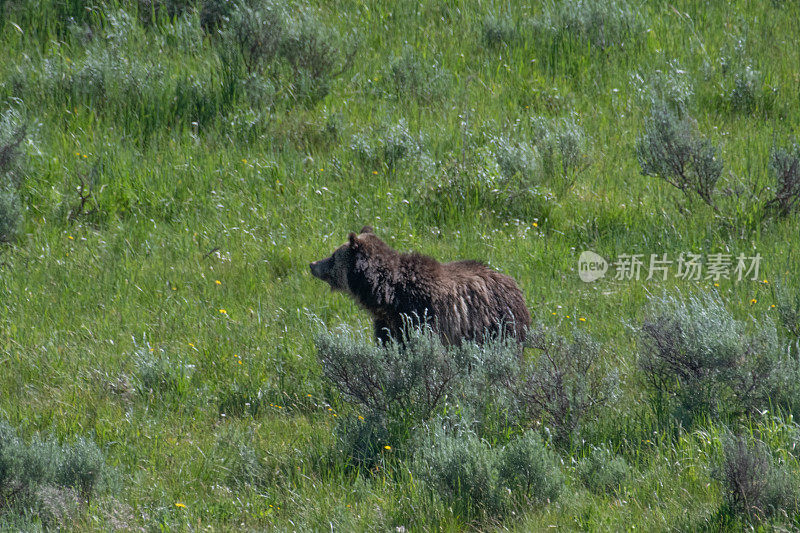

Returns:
529,115,588,189
412,151,557,225
225,2,353,104
227,2,285,73
576,444,630,494
531,0,643,51
385,46,451,104
639,292,799,425
316,324,466,423
415,425,563,520
491,134,539,182
0,109,25,243
482,14,517,48
497,430,563,505
518,326,618,448
765,143,800,218
227,440,267,488
714,434,799,520
414,427,507,517
715,39,775,115
636,104,723,208
631,61,694,113
56,437,106,500
774,281,800,337
0,419,112,526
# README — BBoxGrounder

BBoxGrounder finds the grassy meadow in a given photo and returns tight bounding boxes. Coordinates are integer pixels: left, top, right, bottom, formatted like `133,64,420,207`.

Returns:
1,0,800,529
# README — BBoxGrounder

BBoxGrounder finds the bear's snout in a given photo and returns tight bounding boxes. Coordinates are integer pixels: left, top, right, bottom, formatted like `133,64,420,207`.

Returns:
310,259,330,281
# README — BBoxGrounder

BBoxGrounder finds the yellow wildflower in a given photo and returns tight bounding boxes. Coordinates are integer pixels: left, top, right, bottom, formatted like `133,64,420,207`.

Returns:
174,502,186,508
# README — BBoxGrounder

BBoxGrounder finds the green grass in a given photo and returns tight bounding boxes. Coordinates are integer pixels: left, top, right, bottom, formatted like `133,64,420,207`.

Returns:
1,0,800,529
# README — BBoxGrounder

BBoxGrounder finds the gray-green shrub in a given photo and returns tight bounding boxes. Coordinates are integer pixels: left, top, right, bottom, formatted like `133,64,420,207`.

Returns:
529,115,588,189
0,419,112,526
225,2,354,104
631,61,694,113
497,430,563,505
638,292,800,426
414,427,507,517
518,326,619,448
576,444,630,494
636,104,723,208
384,45,451,104
491,134,539,182
0,109,25,243
765,142,800,218
714,433,799,520
415,426,563,519
315,324,466,423
482,14,517,48
531,0,643,51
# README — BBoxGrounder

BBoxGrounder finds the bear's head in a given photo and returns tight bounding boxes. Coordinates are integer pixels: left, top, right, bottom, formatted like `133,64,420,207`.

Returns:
309,226,376,293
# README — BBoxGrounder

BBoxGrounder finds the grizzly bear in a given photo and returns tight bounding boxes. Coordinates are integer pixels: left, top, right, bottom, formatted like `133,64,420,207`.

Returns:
310,227,531,346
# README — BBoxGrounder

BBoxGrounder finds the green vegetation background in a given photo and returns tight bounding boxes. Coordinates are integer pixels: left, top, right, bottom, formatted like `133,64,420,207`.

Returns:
1,0,799,529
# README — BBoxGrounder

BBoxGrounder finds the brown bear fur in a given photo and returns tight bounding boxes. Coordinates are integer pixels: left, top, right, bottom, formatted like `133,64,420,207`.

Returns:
310,227,531,346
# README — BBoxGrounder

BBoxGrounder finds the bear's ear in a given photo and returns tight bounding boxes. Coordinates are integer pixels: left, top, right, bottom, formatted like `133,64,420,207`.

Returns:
348,232,358,247
360,225,374,234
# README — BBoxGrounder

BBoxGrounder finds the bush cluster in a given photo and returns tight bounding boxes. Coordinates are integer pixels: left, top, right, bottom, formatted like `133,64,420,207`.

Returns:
481,14,517,48
576,444,630,494
636,104,723,209
638,292,800,426
531,0,643,51
350,119,433,172
765,142,800,218
225,1,355,105
714,433,799,520
316,320,621,520
715,38,776,115
30,11,234,137
0,420,111,528
412,147,557,225
488,116,588,192
383,45,452,104
415,426,563,518
519,326,618,448
0,109,25,243
630,61,694,113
